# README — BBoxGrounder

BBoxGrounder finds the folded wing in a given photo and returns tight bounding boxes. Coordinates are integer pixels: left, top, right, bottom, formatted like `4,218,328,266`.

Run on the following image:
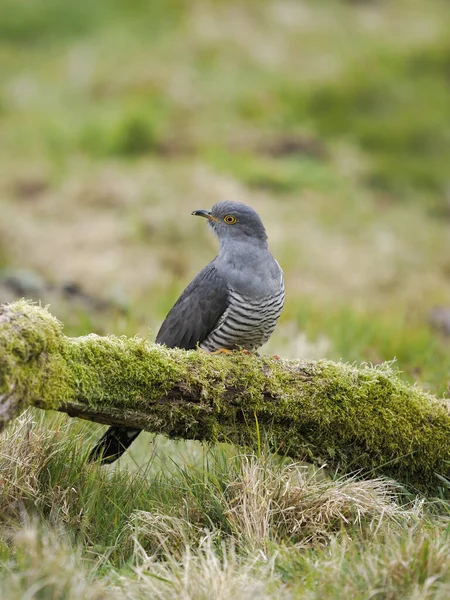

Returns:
156,260,229,349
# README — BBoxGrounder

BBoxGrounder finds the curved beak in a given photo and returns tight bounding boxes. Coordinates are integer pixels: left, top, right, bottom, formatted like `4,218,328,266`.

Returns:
191,209,218,221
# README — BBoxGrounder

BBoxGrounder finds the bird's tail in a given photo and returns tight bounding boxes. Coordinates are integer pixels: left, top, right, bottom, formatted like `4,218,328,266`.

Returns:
88,426,141,464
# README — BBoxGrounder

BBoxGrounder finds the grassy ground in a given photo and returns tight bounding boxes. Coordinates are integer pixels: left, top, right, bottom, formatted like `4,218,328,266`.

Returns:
1,0,450,597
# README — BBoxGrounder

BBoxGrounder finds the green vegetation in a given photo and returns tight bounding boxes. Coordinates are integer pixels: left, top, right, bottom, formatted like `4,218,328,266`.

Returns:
1,0,450,597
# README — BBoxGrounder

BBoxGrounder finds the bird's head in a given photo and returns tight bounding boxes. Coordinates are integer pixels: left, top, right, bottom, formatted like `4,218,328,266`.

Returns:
192,201,268,246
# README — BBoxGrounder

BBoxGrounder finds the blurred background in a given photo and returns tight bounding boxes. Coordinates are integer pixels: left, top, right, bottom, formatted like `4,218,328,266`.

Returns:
1,0,450,397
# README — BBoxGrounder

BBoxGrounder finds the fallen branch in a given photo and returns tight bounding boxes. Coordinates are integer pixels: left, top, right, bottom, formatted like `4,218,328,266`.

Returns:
1,300,450,492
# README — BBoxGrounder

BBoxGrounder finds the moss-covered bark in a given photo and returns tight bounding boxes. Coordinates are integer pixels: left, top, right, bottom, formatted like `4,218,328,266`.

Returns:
1,300,450,492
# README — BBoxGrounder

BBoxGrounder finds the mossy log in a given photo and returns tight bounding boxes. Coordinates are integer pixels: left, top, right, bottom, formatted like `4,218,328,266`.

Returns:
1,300,450,492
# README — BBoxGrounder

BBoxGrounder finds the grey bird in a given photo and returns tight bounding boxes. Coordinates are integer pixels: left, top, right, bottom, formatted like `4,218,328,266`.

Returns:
88,201,284,464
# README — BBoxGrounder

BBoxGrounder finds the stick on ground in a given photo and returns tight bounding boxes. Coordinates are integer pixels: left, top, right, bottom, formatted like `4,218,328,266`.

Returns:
1,300,450,493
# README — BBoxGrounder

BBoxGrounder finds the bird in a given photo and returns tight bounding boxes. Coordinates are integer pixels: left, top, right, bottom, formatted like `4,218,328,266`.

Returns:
88,200,284,464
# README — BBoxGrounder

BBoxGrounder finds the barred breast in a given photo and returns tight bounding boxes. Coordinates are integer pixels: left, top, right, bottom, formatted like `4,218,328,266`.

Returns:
200,282,285,352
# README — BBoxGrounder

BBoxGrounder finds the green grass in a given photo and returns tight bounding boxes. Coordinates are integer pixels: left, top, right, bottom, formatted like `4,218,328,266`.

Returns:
1,0,450,596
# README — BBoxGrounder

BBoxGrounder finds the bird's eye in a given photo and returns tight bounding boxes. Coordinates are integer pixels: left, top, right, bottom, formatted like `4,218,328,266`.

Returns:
224,214,237,224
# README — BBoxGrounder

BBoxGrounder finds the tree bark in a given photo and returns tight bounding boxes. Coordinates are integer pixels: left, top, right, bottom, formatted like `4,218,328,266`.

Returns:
1,300,450,493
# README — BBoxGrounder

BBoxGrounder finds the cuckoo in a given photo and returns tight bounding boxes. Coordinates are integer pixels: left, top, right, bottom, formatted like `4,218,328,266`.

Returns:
88,200,284,464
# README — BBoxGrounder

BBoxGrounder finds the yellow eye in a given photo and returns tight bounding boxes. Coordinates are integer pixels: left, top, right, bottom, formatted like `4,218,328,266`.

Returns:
224,214,237,224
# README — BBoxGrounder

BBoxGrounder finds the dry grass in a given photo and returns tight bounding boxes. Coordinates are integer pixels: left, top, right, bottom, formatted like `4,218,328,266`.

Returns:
0,412,431,599
221,458,416,551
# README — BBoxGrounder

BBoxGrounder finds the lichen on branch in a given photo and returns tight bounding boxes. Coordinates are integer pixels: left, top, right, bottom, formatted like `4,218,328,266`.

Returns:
1,300,450,493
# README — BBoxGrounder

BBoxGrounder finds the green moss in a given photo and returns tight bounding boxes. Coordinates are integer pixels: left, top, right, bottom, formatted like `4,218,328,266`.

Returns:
0,301,71,421
63,336,186,408
2,301,450,492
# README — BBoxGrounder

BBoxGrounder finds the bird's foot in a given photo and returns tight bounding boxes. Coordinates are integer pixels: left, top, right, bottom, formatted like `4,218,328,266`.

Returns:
211,348,233,355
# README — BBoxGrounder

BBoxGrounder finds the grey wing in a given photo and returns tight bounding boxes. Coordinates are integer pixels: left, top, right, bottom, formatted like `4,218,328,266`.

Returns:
156,261,229,350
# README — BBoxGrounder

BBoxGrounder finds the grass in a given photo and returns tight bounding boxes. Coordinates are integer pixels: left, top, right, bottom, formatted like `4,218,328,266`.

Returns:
0,412,432,599
1,0,450,596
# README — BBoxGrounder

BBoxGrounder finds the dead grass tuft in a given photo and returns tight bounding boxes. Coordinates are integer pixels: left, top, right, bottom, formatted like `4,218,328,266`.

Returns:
223,457,419,550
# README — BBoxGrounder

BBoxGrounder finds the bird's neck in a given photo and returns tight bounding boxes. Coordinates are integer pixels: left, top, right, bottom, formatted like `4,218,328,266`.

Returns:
218,236,268,257
215,238,279,297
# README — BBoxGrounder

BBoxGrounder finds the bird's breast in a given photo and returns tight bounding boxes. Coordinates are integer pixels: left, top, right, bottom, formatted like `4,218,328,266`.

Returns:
216,244,283,297
200,281,285,352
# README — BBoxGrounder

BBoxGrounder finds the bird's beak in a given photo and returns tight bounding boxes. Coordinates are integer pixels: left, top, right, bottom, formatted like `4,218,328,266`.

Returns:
191,209,218,222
